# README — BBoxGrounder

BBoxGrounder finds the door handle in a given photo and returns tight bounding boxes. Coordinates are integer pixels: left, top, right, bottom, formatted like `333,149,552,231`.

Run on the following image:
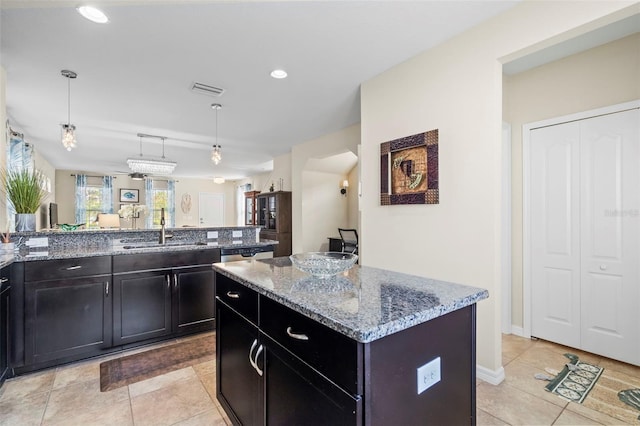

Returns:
249,339,258,372
286,327,309,341
254,345,264,376
599,265,607,271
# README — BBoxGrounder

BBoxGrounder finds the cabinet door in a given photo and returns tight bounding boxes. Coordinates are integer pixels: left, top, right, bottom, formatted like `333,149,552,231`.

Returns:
172,266,215,334
24,276,112,365
216,302,262,426
113,271,171,345
0,280,10,384
263,335,361,425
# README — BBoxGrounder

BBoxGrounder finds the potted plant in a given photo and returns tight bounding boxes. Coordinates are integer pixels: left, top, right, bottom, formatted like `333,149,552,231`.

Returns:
1,168,47,232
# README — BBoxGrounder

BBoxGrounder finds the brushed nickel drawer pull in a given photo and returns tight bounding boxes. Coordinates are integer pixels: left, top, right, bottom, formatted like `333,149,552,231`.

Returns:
249,339,258,371
0,278,8,283
254,345,264,376
105,282,109,296
226,291,240,299
286,327,309,341
65,265,82,270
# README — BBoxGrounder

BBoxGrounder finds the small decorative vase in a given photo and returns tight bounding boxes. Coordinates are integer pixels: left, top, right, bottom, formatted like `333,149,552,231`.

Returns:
0,243,15,252
15,213,36,232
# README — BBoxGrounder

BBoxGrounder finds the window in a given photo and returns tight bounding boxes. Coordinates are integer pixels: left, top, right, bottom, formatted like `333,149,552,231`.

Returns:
75,175,113,227
145,179,175,228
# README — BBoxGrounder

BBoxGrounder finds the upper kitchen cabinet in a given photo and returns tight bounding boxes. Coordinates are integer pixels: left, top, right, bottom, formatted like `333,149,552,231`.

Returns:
257,191,291,257
244,191,261,226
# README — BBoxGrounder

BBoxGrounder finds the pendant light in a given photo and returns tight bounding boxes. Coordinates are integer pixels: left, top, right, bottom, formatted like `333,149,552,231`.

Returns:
127,133,177,175
61,70,78,151
211,103,222,165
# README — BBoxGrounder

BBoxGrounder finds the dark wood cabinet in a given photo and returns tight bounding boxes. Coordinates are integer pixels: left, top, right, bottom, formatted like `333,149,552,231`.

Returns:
244,191,260,226
24,274,112,365
0,266,11,386
113,271,172,345
172,265,215,334
216,272,477,425
257,191,291,257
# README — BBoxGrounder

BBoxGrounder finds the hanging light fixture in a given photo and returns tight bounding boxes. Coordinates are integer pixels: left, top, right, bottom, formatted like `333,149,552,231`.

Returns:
211,103,222,165
61,70,78,151
127,133,177,175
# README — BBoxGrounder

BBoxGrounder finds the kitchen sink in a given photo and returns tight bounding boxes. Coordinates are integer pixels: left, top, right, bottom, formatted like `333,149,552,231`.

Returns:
121,241,207,249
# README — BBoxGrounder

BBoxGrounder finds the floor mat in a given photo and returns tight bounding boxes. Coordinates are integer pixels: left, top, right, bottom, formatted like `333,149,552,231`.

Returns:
545,353,603,403
100,333,215,392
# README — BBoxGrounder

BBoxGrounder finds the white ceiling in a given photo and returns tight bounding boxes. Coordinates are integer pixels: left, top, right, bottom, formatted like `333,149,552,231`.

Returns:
1,0,521,180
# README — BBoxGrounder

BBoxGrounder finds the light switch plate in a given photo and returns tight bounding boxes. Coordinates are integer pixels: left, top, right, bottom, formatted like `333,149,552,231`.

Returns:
417,357,441,395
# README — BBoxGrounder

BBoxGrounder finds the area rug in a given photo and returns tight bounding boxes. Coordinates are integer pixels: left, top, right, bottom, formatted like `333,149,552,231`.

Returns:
100,333,215,392
545,353,603,403
619,389,640,421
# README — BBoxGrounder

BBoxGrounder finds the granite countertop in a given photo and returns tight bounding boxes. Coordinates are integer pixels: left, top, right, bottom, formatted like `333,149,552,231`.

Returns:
11,239,277,262
213,257,489,343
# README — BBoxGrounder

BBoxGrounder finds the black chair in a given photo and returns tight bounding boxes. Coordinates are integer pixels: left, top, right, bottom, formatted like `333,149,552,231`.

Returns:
338,228,358,255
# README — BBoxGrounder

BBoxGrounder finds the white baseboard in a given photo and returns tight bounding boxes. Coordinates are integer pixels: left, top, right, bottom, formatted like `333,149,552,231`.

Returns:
510,325,525,337
476,364,505,385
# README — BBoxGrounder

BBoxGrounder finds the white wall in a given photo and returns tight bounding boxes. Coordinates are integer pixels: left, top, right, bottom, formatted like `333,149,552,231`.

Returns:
346,164,359,230
34,148,55,229
360,0,637,378
504,32,640,330
0,66,6,229
302,170,349,252
175,177,235,227
291,125,360,253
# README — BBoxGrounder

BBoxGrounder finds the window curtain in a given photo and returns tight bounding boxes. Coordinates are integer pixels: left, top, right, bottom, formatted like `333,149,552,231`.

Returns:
145,178,153,228
75,174,87,224
167,180,176,227
102,176,114,213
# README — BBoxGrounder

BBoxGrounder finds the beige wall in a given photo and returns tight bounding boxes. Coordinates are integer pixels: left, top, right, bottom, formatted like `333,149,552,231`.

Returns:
504,33,640,330
0,66,6,229
175,177,236,227
291,124,360,254
346,163,359,230
360,0,637,377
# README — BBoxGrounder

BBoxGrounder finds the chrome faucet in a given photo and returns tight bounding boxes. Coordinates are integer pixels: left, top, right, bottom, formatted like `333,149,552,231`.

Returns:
159,208,171,244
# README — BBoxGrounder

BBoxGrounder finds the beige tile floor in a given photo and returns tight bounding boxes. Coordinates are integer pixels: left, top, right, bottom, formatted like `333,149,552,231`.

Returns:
1,333,639,425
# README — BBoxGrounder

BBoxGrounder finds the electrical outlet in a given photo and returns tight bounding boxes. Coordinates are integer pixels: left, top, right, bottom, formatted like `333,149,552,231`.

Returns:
417,357,441,395
232,230,243,238
26,237,49,247
207,231,218,239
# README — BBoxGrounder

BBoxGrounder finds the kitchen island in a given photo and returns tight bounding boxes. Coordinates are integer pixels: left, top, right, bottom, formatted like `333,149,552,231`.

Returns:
213,257,489,425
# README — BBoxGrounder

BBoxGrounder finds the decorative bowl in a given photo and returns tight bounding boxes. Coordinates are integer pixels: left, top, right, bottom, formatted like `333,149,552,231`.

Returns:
58,223,85,231
289,252,358,278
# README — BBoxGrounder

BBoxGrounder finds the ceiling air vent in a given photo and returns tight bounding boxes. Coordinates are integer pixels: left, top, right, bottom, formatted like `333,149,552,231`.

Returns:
191,82,225,97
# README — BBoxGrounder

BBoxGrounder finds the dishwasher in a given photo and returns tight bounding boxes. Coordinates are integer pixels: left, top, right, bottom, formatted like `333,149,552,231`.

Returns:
220,245,274,262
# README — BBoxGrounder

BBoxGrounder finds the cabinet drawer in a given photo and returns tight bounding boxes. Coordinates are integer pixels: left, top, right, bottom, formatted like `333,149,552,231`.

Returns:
215,273,258,325
113,250,220,273
25,256,111,282
260,296,359,395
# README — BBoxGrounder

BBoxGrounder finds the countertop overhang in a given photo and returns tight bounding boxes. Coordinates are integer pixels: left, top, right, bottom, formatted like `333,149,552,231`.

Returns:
213,257,489,343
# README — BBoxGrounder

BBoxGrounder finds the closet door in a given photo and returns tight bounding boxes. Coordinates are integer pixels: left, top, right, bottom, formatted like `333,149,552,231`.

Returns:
580,109,639,365
530,122,581,347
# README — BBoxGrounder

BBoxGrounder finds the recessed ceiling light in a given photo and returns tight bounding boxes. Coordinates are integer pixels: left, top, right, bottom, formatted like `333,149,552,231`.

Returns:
270,69,288,79
77,6,109,24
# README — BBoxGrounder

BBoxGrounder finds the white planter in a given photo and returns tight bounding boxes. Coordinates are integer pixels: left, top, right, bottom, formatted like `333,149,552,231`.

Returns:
15,213,36,232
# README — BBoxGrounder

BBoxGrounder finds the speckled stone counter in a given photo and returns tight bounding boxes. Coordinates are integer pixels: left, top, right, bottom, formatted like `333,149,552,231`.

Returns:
8,227,276,261
0,253,14,269
213,257,489,343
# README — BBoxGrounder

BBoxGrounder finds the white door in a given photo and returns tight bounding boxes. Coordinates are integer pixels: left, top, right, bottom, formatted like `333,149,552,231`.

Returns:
530,108,640,365
199,193,224,227
579,109,639,365
531,121,581,348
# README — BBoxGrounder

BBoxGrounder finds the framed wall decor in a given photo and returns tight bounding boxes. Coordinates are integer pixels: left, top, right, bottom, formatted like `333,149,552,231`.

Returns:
380,129,439,205
119,188,139,203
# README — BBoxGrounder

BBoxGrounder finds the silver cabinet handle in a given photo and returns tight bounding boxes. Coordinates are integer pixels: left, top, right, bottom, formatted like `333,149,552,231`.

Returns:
226,291,240,299
254,345,264,376
0,278,8,283
599,265,607,271
105,281,109,296
286,327,309,341
65,265,82,270
166,275,171,289
173,274,178,289
249,339,258,371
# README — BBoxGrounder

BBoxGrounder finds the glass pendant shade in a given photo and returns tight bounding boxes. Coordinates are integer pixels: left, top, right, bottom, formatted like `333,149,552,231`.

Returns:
211,144,222,165
61,124,77,151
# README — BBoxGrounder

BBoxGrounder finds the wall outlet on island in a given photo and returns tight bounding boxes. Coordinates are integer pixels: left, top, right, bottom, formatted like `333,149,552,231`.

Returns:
417,357,441,395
